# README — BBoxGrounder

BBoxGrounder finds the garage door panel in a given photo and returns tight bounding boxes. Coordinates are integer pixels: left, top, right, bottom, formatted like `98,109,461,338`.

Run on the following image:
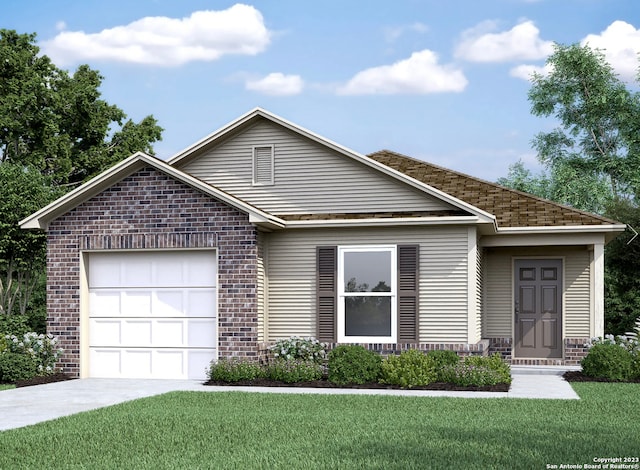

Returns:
89,348,216,379
89,291,121,316
88,251,217,379
187,319,217,347
90,319,122,345
186,290,217,317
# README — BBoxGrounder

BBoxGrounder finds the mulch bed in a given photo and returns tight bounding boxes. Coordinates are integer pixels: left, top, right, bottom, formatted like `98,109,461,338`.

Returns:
14,373,75,388
563,371,640,383
204,378,511,392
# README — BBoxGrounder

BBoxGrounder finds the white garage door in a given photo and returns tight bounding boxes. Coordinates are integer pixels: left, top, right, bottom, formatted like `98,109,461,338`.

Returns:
88,251,217,380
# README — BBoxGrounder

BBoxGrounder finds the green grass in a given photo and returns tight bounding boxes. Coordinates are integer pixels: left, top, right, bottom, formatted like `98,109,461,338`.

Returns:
0,383,638,469
0,384,15,391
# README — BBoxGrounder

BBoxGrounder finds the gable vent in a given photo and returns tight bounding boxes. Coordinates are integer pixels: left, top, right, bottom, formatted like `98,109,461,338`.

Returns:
253,145,274,185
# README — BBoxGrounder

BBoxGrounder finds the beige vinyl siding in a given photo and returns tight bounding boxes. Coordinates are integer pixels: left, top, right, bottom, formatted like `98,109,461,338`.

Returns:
181,119,454,215
265,226,470,342
475,244,483,340
482,247,591,338
256,231,267,342
565,250,591,337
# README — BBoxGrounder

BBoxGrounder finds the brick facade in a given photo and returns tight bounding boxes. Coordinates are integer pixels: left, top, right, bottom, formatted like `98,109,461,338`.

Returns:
488,337,589,365
46,167,259,377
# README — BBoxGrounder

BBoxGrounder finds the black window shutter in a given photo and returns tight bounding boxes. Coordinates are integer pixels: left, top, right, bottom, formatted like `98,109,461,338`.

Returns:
398,245,419,342
317,246,337,342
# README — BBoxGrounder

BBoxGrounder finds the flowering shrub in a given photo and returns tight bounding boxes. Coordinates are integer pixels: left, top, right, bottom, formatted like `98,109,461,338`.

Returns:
208,358,265,382
265,359,324,383
440,355,512,387
582,334,639,381
270,336,327,364
3,332,63,376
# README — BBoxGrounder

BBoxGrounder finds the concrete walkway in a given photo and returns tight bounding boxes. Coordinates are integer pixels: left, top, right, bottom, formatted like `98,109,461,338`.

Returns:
0,371,579,432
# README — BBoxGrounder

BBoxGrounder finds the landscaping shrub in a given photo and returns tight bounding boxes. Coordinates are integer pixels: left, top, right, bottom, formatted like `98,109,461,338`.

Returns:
439,354,512,387
327,345,382,385
427,350,460,381
207,358,265,383
3,332,63,375
0,352,38,382
581,341,634,381
380,349,437,389
265,359,324,383
270,336,327,364
0,315,31,337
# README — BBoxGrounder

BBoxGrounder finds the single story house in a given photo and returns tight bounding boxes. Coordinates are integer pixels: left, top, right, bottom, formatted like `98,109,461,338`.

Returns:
20,108,625,380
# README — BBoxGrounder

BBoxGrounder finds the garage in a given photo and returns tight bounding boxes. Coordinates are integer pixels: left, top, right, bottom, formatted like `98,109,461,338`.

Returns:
87,250,217,379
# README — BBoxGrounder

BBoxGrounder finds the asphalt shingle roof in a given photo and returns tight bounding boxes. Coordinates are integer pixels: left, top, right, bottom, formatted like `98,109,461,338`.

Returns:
369,150,616,228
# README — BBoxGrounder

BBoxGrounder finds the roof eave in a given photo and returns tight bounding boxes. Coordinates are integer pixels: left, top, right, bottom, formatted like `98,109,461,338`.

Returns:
20,152,284,231
283,215,485,229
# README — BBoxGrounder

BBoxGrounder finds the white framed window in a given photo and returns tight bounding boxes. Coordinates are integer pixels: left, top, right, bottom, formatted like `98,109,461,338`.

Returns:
252,145,274,185
337,245,397,343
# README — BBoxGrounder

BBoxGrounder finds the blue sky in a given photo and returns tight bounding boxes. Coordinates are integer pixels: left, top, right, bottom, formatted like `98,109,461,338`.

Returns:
3,0,640,181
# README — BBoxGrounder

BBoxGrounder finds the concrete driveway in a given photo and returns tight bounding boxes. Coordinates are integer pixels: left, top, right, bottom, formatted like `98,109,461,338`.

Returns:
0,372,579,431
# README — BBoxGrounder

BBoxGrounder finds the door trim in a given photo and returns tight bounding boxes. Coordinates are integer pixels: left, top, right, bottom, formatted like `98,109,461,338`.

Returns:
511,257,564,360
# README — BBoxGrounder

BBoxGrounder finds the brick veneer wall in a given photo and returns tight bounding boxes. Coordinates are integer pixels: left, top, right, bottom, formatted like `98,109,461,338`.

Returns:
46,167,259,377
488,337,590,365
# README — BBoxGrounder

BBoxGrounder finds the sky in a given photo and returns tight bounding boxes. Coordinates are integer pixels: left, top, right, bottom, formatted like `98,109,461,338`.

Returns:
3,0,640,182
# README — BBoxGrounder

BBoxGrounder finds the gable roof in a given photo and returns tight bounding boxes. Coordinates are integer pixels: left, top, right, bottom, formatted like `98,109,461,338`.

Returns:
168,107,496,225
20,152,285,230
369,150,619,229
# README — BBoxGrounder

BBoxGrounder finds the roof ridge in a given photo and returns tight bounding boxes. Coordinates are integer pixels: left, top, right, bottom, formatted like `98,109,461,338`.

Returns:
369,149,618,226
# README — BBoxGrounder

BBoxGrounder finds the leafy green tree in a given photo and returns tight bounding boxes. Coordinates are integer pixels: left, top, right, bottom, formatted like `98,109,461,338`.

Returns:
0,29,163,186
528,43,640,211
0,164,60,319
603,199,640,335
0,29,164,330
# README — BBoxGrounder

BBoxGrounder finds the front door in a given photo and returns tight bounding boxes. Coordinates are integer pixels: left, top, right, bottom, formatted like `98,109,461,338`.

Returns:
514,259,562,359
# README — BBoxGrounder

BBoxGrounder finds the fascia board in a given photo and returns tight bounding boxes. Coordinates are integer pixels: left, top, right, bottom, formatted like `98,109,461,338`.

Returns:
167,108,497,224
487,224,627,246
283,216,483,229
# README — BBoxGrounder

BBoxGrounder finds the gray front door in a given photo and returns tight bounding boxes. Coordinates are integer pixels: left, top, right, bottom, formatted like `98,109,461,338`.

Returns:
514,259,562,359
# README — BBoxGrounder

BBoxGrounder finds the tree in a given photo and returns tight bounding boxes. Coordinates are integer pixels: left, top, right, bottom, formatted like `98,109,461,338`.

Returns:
526,43,640,211
0,164,60,319
0,29,164,332
0,30,163,186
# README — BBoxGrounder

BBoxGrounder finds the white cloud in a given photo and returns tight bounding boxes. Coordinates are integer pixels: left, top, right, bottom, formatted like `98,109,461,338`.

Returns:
55,21,66,31
509,63,553,81
337,50,468,95
42,4,271,67
582,21,640,82
455,20,553,62
245,73,304,96
384,22,428,43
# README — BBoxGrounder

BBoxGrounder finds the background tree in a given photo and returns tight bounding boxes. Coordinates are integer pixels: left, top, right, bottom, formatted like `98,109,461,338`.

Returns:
0,29,164,332
0,30,163,186
498,43,640,335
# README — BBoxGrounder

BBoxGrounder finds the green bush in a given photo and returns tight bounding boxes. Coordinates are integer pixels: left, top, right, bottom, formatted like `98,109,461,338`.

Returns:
270,336,327,364
427,350,460,381
439,354,511,387
0,352,38,382
207,358,265,383
581,342,633,381
4,332,63,375
380,349,437,389
265,359,324,383
327,345,382,385
0,315,31,337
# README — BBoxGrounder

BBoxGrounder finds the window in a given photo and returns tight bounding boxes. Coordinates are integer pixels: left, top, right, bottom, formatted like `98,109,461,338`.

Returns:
337,246,397,342
252,145,274,185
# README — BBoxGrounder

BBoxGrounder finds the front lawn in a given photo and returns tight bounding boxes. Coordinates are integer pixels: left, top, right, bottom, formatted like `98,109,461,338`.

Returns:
0,384,15,391
0,383,638,469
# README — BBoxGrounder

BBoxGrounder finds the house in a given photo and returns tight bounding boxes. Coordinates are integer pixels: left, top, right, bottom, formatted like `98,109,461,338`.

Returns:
20,108,625,380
